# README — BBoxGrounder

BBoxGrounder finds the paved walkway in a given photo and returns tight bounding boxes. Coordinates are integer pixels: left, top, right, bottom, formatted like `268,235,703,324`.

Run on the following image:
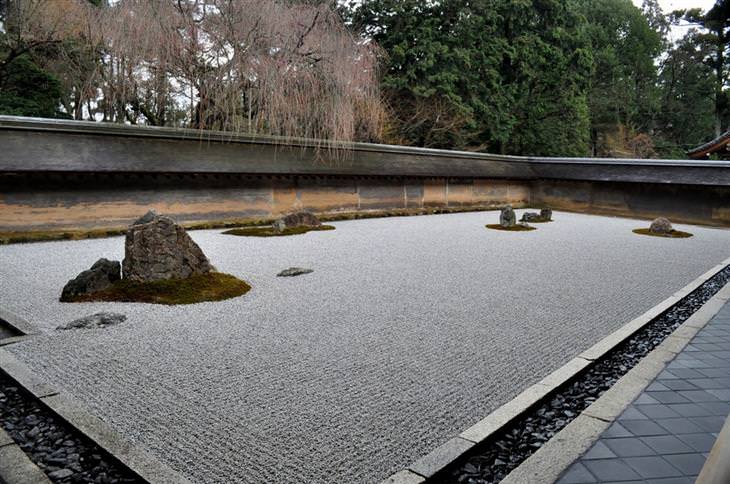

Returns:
558,300,730,483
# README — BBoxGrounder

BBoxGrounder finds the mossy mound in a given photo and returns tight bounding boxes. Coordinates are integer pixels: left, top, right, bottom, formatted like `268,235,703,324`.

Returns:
62,272,251,305
486,224,537,232
632,228,693,239
523,218,553,224
222,225,335,237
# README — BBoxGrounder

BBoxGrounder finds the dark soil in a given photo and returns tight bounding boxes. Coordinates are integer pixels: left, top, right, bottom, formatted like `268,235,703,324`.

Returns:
222,225,335,237
633,228,693,238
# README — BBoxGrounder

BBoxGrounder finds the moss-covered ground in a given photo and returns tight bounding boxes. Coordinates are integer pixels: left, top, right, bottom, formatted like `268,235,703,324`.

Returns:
633,228,693,238
222,225,335,237
486,224,537,232
61,272,251,305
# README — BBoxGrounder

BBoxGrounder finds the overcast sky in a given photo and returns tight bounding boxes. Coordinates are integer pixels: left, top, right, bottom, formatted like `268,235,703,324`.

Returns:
632,0,717,41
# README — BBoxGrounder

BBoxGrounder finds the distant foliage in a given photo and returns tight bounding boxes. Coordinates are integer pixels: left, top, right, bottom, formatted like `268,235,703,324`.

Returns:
0,0,385,145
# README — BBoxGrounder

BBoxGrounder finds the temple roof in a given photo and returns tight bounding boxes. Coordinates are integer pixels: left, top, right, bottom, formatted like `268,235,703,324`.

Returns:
688,131,730,159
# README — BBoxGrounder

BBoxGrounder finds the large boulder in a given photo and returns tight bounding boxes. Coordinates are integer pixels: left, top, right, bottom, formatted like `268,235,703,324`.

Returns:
273,211,321,232
123,212,213,282
60,258,121,301
540,208,553,221
500,205,516,228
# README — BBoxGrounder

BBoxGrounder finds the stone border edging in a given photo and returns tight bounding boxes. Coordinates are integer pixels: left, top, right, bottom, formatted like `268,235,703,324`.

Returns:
501,276,730,484
0,426,51,484
697,414,730,484
0,306,39,336
380,256,730,484
0,348,193,484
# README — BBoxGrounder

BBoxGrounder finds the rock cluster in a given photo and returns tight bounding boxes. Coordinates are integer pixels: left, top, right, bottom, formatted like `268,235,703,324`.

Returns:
520,208,553,223
273,211,321,232
499,205,516,228
56,312,127,331
61,210,215,301
123,211,213,282
60,259,121,302
649,217,673,234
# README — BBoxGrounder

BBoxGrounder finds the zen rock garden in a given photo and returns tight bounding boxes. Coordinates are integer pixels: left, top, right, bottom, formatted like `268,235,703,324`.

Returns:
486,205,542,231
60,210,250,305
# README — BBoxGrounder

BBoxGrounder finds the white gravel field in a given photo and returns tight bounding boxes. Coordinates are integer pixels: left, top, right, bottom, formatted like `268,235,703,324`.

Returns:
1,211,728,483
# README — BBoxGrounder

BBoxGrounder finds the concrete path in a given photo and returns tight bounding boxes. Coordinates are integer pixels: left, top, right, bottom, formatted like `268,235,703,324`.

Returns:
1,212,729,483
557,300,730,483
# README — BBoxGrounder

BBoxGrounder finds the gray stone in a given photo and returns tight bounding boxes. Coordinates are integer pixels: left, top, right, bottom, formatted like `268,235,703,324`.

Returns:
60,259,121,301
500,205,516,227
123,214,213,282
541,208,553,221
650,217,673,234
273,211,322,232
56,312,127,331
277,267,314,277
48,469,74,479
521,212,542,223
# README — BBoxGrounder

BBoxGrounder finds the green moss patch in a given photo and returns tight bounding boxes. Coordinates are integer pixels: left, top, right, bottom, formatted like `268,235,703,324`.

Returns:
633,228,693,239
486,224,536,232
222,225,335,237
63,272,251,305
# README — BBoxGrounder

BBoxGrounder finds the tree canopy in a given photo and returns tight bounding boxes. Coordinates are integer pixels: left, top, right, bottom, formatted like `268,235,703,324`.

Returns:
1,0,728,158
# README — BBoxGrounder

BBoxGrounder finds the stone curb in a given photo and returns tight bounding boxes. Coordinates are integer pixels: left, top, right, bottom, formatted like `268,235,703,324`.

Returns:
697,414,730,484
379,258,730,484
0,306,39,336
0,348,192,484
500,278,730,484
0,426,52,484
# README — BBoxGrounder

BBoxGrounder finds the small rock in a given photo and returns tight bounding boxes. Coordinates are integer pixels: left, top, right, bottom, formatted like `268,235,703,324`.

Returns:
57,313,126,331
500,205,516,228
277,267,314,277
540,208,553,221
60,258,121,302
48,469,74,479
649,217,673,234
520,211,542,223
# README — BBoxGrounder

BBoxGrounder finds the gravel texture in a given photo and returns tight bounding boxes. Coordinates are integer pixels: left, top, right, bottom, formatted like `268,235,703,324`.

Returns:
0,371,139,483
1,211,729,483
444,265,730,484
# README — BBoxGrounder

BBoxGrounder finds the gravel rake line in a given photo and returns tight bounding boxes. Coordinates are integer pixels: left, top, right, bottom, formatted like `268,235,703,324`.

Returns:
0,371,142,484
441,265,730,484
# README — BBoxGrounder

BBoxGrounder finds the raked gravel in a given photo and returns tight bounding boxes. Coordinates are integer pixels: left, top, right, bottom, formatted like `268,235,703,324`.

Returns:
1,211,729,483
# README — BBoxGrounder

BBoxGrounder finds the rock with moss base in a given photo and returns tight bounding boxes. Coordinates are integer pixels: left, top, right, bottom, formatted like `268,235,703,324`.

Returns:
540,208,552,221
273,211,322,232
60,258,121,302
123,212,213,282
649,217,673,234
500,205,516,228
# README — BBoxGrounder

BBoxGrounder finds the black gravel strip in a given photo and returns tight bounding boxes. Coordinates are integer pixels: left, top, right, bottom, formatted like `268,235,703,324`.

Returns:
0,371,142,483
440,265,730,484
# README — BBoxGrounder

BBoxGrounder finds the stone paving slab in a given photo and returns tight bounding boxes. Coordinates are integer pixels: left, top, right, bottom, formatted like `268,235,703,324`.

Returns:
557,300,730,483
1,212,729,483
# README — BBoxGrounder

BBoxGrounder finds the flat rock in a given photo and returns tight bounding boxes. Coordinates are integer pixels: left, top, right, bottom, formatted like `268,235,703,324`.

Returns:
56,312,127,331
60,258,121,302
123,212,213,282
277,267,314,277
